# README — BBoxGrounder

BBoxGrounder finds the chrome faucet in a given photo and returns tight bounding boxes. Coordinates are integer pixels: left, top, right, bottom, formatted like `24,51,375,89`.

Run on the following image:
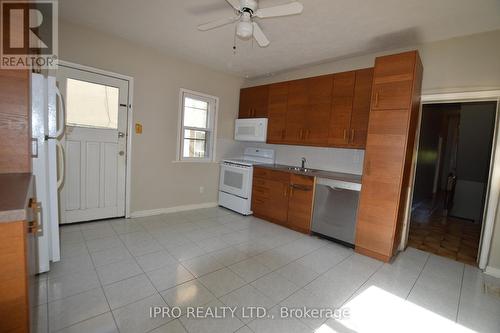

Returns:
301,157,307,170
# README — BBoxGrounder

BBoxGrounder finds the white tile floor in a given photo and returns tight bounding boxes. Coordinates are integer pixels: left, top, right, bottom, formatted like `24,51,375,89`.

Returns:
32,207,500,333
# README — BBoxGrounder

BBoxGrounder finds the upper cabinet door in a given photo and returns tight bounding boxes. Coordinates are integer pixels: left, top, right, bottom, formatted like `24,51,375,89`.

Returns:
238,85,269,118
329,71,355,147
303,75,333,145
350,68,374,148
371,52,416,111
286,79,308,143
267,82,289,144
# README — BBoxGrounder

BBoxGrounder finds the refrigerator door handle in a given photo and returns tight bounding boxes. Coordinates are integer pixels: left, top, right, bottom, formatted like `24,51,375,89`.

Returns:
56,140,65,189
54,87,66,139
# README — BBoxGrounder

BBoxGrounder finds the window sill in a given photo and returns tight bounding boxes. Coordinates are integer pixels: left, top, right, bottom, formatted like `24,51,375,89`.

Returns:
172,160,218,164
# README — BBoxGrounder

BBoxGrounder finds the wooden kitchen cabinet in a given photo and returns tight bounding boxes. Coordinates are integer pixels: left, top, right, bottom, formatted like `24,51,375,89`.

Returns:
287,174,315,233
286,75,333,146
0,174,37,333
328,68,373,148
350,68,374,148
267,82,289,144
355,50,423,262
370,52,417,111
252,168,290,224
252,167,314,234
329,71,355,146
238,85,269,118
0,69,31,173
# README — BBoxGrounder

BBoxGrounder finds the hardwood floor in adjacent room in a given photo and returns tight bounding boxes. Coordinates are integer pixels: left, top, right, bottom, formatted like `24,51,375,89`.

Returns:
408,213,481,266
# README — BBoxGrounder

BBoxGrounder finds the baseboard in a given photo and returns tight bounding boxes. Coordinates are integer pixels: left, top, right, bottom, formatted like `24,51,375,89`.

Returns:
485,266,500,278
130,202,218,218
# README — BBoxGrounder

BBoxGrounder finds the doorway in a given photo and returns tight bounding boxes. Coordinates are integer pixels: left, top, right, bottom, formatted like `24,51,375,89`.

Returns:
57,64,131,224
408,101,497,265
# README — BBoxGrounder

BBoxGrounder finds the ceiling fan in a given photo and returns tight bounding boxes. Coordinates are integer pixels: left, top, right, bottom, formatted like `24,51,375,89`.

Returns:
197,0,304,47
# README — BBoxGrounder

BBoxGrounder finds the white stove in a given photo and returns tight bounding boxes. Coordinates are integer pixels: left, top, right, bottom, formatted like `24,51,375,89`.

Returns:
219,148,275,215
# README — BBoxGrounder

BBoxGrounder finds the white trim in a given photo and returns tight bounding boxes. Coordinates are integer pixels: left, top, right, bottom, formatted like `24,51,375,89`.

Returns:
422,90,500,103
130,202,218,218
176,88,219,163
485,266,500,278
406,90,500,270
58,60,135,218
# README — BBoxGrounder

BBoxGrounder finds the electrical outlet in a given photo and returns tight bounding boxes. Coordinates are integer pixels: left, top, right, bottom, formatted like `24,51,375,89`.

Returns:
199,186,204,194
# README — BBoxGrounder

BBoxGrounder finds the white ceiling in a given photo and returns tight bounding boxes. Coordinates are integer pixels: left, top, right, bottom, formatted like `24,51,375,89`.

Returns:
59,0,500,78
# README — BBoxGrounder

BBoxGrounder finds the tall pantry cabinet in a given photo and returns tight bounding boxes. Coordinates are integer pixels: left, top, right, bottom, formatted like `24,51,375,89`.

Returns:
355,51,423,262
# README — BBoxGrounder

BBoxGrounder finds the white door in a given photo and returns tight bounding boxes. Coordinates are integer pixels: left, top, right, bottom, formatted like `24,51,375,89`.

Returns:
57,65,129,224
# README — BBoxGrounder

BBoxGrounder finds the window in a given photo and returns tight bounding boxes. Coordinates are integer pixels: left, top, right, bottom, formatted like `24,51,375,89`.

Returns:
66,78,119,129
178,89,218,161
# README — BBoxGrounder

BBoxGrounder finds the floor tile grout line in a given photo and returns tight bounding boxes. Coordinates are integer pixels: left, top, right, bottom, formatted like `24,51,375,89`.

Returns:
338,259,386,309
455,263,466,323
57,212,339,332
241,251,355,329
405,252,431,300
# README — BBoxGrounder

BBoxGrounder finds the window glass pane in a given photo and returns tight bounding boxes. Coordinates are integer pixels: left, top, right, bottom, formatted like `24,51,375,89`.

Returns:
183,139,207,158
183,129,208,158
184,129,206,140
185,97,208,110
184,106,208,128
66,78,119,129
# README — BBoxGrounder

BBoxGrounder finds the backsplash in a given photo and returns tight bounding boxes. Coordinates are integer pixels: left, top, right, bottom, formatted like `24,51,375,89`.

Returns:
241,143,365,175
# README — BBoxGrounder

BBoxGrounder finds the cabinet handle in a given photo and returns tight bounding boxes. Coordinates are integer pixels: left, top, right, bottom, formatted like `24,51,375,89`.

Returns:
281,129,285,139
343,129,347,141
283,184,288,197
374,92,379,107
289,184,294,197
299,129,304,140
351,129,355,143
307,129,311,139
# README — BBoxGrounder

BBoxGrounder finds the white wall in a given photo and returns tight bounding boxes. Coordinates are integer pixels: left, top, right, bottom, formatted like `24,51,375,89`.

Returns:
58,20,244,214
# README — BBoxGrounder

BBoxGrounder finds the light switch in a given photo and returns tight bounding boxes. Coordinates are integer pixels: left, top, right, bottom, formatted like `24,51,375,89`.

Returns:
135,123,143,134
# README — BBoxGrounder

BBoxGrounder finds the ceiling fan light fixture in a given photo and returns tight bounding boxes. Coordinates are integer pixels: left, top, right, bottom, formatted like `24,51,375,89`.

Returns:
236,20,253,39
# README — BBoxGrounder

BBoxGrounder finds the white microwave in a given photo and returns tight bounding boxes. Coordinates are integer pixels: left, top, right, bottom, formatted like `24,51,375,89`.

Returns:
234,118,268,142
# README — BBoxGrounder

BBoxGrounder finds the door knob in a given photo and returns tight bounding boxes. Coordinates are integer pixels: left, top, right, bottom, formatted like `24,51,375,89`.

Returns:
118,132,125,138
119,151,125,156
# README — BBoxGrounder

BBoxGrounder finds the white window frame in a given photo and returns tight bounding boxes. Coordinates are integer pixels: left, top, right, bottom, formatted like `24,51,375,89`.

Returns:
176,88,218,162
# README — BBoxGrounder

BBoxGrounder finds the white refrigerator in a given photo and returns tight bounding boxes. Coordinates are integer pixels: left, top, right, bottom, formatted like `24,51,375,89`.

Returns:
31,73,65,273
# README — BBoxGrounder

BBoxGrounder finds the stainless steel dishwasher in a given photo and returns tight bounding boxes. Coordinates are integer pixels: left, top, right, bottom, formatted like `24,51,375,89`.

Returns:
311,177,362,247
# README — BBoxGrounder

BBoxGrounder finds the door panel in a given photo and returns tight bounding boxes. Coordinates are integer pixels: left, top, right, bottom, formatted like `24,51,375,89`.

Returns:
239,85,269,118
287,174,314,233
329,72,355,146
286,79,308,143
350,68,373,148
267,82,289,143
58,66,129,224
371,80,413,110
304,75,333,145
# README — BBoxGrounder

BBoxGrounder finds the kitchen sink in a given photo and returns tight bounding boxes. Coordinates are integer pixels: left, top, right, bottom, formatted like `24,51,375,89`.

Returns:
287,167,314,173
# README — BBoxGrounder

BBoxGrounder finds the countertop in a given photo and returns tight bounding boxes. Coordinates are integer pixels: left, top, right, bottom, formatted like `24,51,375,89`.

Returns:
254,164,362,184
0,173,33,223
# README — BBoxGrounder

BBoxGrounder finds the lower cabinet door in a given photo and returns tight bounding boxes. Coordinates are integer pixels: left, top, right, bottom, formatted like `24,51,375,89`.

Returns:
287,175,314,233
252,178,289,224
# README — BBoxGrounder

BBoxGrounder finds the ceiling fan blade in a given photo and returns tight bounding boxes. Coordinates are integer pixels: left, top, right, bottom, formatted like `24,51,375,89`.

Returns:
225,0,241,11
252,22,270,47
198,16,239,31
255,2,304,19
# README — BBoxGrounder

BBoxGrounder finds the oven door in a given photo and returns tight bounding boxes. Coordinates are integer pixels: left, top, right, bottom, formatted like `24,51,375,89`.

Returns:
219,163,252,198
